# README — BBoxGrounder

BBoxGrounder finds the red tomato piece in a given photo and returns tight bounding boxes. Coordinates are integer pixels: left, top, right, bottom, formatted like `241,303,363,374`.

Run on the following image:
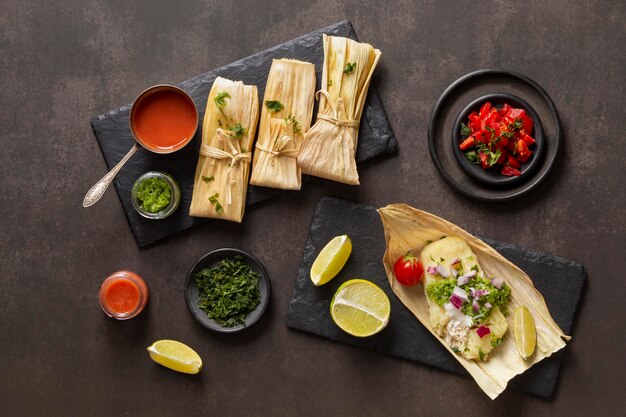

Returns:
522,134,536,146
520,113,534,133
479,151,490,169
469,112,481,130
459,137,475,151
501,165,521,176
507,155,521,169
507,108,526,120
479,102,492,117
499,103,511,116
516,140,532,163
393,252,424,286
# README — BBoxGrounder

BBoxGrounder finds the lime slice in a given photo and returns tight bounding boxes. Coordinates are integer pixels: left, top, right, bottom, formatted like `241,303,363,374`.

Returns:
147,340,202,374
514,306,537,360
330,279,390,337
310,235,352,286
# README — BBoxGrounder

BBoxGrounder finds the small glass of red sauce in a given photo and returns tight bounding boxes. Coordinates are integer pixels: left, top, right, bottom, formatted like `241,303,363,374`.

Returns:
99,271,149,320
130,85,198,153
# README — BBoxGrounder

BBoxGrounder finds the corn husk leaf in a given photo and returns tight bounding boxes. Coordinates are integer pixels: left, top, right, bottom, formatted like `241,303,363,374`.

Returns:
189,77,259,222
378,204,569,399
250,58,316,190
298,35,381,185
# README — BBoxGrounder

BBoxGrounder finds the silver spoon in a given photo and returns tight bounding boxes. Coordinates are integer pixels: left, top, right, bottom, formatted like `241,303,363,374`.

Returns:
82,144,140,207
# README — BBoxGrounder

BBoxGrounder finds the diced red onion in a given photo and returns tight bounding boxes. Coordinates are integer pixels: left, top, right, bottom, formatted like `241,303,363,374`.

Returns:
436,264,450,278
457,274,470,286
491,277,504,289
427,266,438,275
476,325,491,338
485,302,492,309
473,289,490,299
451,268,459,278
449,294,464,309
452,286,468,301
461,270,476,279
472,300,480,312
450,258,461,267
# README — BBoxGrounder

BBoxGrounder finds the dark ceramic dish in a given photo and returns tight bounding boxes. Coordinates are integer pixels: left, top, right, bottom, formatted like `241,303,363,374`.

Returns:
185,248,271,333
428,69,561,202
451,93,545,187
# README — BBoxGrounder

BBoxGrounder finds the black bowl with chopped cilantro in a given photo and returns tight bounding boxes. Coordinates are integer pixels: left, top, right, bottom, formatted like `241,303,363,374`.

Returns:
451,93,545,188
185,248,271,333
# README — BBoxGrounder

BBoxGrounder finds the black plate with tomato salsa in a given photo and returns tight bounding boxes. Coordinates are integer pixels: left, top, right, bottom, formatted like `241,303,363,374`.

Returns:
428,69,561,201
451,93,545,187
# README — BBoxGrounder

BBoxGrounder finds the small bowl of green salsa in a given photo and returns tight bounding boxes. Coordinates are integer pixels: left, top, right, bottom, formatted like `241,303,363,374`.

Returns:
131,171,180,219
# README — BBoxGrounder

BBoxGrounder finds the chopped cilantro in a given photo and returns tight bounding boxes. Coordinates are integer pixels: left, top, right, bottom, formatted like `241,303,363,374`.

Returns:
265,100,284,113
208,193,224,214
343,62,356,73
201,176,215,182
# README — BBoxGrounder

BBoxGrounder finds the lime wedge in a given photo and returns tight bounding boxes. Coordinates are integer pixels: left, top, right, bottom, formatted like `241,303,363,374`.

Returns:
514,306,537,360
310,235,352,286
147,340,202,374
330,279,390,337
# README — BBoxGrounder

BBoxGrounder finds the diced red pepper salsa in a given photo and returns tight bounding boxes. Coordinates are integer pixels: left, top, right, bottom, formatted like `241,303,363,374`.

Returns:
458,101,536,177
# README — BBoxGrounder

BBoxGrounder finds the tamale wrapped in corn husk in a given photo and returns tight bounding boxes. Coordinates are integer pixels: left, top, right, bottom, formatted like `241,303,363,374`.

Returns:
250,58,316,190
297,35,381,185
378,204,570,399
189,77,259,222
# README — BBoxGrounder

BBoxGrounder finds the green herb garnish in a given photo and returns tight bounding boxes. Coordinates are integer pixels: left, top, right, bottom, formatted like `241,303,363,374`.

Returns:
201,176,214,183
214,92,230,108
194,255,261,327
460,122,472,136
465,151,479,164
227,123,247,138
343,62,356,74
491,336,503,348
265,100,284,113
478,349,486,361
511,119,524,129
208,193,224,214
285,114,302,134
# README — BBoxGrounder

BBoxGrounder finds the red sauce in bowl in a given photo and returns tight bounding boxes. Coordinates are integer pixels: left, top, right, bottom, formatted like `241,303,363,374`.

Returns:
99,271,149,320
131,87,197,153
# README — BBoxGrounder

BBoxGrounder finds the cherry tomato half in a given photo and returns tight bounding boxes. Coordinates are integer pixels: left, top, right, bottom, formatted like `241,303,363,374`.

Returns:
393,251,424,286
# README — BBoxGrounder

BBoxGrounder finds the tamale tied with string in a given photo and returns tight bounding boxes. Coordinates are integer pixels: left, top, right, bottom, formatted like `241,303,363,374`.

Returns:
189,77,259,222
250,58,316,190
298,35,381,185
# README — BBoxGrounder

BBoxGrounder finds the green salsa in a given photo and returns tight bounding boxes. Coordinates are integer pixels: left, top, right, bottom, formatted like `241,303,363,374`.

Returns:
136,177,172,213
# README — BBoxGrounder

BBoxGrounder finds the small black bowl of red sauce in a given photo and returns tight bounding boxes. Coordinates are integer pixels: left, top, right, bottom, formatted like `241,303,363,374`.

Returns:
451,93,545,187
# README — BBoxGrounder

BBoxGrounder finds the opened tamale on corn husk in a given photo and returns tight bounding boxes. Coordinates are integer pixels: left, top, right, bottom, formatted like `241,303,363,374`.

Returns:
250,58,316,190
378,204,570,399
297,35,381,185
189,77,259,222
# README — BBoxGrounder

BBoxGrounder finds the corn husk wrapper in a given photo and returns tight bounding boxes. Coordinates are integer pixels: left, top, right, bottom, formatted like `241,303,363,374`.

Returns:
189,77,259,222
378,204,570,399
297,35,381,185
250,59,316,190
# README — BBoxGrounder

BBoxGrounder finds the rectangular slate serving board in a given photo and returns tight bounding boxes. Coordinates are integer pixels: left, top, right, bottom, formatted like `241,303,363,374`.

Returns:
91,21,397,247
285,196,585,398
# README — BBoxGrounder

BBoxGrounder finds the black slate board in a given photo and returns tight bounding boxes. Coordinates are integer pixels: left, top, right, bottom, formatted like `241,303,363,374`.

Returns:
285,196,585,398
91,21,397,247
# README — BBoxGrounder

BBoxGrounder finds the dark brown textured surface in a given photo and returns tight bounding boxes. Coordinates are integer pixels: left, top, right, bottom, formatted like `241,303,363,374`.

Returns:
1,1,624,416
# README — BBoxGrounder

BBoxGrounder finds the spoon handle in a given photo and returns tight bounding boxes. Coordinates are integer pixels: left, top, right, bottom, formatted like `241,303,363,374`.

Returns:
83,144,140,207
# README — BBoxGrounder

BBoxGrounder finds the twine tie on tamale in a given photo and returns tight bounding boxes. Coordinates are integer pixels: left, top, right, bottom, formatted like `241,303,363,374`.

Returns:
311,89,360,177
315,89,360,129
255,130,300,166
199,128,251,205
